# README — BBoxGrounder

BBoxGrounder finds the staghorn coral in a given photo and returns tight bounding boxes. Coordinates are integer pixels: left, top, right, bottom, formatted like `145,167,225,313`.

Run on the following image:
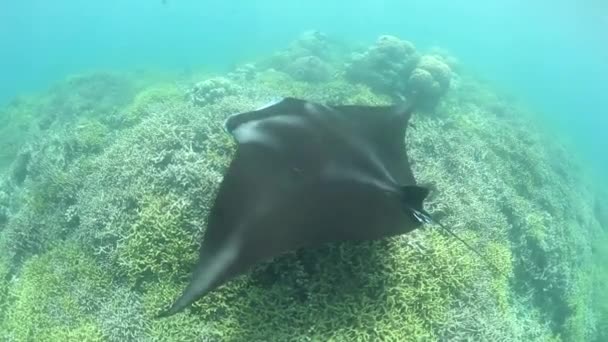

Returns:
70,118,111,154
345,35,420,94
120,83,183,127
97,286,149,342
0,244,110,341
49,72,137,116
0,32,605,341
0,256,9,325
114,191,199,286
0,190,8,228
252,69,391,106
0,96,40,171
591,232,608,341
407,84,603,339
188,77,242,106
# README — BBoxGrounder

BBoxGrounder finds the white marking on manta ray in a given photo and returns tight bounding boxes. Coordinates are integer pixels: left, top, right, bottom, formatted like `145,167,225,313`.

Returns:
223,98,284,133
232,114,309,150
256,97,284,111
229,100,398,193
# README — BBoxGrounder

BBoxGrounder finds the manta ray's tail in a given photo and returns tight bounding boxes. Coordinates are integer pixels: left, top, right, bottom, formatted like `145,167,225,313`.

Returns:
403,194,507,278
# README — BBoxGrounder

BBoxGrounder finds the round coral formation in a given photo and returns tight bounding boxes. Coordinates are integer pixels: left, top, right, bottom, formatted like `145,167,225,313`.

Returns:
417,55,452,91
345,35,420,94
407,68,441,97
407,55,453,107
227,63,257,81
188,77,240,106
0,31,605,342
256,31,335,84
294,30,330,59
285,55,332,82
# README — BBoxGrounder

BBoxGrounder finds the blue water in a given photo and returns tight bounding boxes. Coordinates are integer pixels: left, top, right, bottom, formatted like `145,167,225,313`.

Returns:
2,0,607,172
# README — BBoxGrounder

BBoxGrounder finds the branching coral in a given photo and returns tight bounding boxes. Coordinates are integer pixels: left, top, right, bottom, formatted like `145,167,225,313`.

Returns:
0,244,111,341
97,286,149,342
0,32,604,341
0,190,9,228
188,77,241,106
253,69,391,106
72,101,231,287
46,71,138,120
227,63,257,82
0,256,9,325
120,83,183,127
591,233,608,341
70,118,111,154
408,85,602,339
114,192,199,285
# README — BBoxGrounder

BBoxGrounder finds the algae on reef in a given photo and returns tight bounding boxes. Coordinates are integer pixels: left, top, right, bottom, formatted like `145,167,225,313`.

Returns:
0,32,607,341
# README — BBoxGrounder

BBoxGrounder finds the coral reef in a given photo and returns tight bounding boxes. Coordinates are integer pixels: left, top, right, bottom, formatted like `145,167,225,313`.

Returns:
121,83,183,127
97,287,149,342
0,244,110,341
285,55,333,82
345,35,420,94
227,63,257,81
407,55,453,108
344,36,454,110
188,77,241,106
0,71,151,172
257,30,345,84
292,30,333,59
261,30,334,70
0,32,605,341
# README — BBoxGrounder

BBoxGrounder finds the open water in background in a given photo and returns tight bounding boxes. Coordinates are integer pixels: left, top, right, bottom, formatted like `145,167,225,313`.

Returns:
1,0,607,173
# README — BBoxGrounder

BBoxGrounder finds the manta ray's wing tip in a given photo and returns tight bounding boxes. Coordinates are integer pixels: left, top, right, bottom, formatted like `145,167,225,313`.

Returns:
155,305,178,319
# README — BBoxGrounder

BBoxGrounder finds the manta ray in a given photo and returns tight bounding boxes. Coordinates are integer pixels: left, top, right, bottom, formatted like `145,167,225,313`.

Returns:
157,97,440,318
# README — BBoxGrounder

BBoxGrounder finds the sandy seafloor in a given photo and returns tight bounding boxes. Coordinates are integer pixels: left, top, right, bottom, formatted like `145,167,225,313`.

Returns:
0,32,607,341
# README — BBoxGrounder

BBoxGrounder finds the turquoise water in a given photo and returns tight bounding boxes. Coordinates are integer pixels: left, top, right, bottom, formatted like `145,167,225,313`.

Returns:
2,0,607,172
1,1,607,341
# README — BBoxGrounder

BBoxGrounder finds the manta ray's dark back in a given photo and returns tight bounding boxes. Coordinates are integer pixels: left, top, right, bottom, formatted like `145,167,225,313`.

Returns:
157,97,429,318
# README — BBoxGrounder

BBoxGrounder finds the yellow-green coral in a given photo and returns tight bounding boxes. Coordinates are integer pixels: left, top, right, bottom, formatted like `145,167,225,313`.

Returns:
44,321,105,342
115,192,199,285
137,230,487,341
1,244,110,341
0,256,9,324
254,70,391,106
485,241,514,314
72,118,110,153
0,34,605,341
124,84,182,125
